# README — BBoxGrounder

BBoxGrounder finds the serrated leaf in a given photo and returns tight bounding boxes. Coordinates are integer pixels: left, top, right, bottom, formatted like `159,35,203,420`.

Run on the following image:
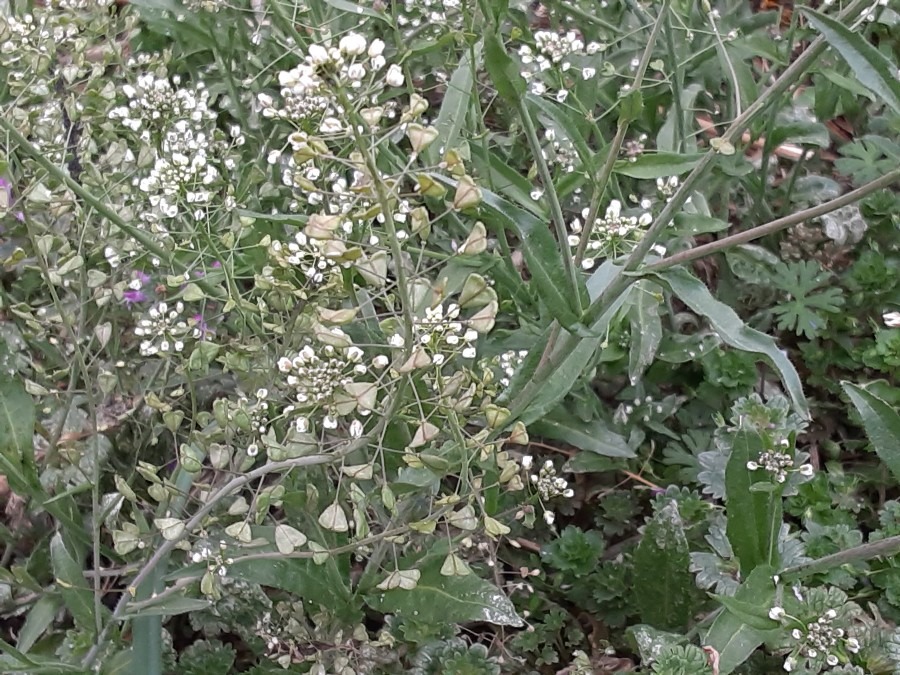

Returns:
366,557,523,627
649,267,808,419
613,152,703,179
842,382,900,483
725,432,783,576
802,7,900,116
50,533,98,633
628,280,663,383
633,501,694,630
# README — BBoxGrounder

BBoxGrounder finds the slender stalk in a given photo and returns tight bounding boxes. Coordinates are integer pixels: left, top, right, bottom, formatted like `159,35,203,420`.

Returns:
782,533,900,580
518,99,583,313
644,168,900,273
505,0,871,421
574,0,670,269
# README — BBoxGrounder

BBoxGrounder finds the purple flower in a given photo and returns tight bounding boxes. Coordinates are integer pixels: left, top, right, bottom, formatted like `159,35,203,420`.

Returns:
0,176,25,223
135,271,151,285
122,289,148,307
192,313,212,340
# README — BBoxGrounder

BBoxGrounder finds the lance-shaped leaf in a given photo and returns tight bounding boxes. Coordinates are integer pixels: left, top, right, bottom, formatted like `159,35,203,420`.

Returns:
842,382,900,483
649,267,808,419
802,8,900,116
628,280,664,384
725,431,783,576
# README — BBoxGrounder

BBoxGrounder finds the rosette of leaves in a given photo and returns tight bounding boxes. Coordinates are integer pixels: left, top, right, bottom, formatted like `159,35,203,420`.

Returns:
410,638,501,675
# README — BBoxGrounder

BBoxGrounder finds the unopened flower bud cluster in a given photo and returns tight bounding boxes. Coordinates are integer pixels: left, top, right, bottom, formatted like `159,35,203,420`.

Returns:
497,349,529,388
259,34,405,135
568,199,653,269
746,438,813,483
134,301,200,357
517,31,606,101
277,336,369,433
768,606,860,672
267,230,343,289
523,456,574,501
240,389,271,458
393,303,478,366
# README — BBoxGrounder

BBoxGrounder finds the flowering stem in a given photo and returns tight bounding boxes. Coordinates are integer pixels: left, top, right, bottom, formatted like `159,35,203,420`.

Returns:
644,167,900,273
573,0,669,269
582,0,871,325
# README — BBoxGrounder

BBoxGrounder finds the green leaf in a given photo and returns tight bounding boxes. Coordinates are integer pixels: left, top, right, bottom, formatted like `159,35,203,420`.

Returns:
526,94,595,172
725,432,782,576
321,0,389,19
531,408,636,458
633,501,694,630
657,83,703,153
711,594,780,631
122,596,213,619
613,152,703,179
628,280,663,384
227,556,359,623
672,213,730,235
16,595,60,653
484,31,526,106
508,263,633,423
426,43,482,165
366,557,523,627
648,267,808,419
801,7,900,116
50,532,100,634
842,382,900,483
0,377,37,494
704,566,779,674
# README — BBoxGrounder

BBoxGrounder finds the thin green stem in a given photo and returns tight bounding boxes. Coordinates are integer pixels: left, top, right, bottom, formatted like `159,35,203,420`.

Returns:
782,533,900,580
574,0,670,269
518,99,583,313
664,10,685,153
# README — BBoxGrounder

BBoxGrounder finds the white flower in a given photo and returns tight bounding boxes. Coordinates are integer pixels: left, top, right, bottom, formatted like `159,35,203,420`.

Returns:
368,38,385,57
543,511,555,525
349,419,364,438
521,455,533,470
385,64,404,87
846,637,860,653
746,461,759,471
768,606,785,621
798,464,814,477
247,443,259,457
884,311,900,327
372,354,389,369
308,44,329,65
339,32,367,56
783,656,795,672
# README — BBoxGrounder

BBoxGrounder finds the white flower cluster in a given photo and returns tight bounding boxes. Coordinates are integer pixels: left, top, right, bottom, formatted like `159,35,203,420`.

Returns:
518,31,604,99
746,439,813,483
498,349,529,388
241,389,271,458
394,0,463,38
541,127,578,175
277,337,370,433
769,606,860,672
191,539,233,577
657,175,680,200
259,34,403,133
268,231,343,288
524,456,574,501
567,200,652,269
134,301,200,357
110,73,216,137
0,11,77,95
405,304,479,365
137,120,222,225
